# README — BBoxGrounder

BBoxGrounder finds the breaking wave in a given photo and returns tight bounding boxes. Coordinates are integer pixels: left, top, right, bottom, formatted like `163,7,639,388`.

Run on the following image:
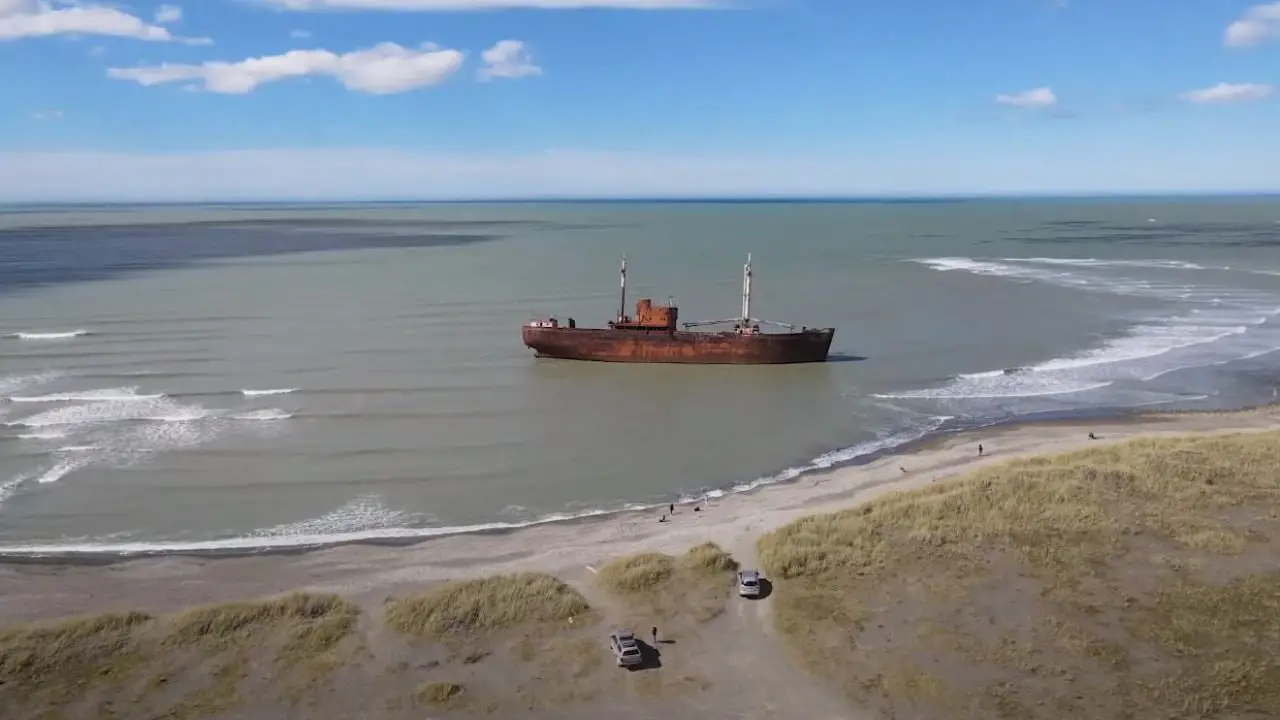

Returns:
7,330,89,340
888,257,1280,401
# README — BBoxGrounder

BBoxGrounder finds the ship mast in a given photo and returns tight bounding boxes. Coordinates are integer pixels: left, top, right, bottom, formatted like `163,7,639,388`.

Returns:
618,254,627,323
680,253,797,332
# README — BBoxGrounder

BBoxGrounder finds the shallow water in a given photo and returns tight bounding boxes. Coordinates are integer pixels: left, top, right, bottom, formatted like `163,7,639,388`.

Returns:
2,199,1280,553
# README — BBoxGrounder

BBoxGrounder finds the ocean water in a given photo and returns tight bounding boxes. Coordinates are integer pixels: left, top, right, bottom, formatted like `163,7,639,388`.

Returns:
2,199,1280,555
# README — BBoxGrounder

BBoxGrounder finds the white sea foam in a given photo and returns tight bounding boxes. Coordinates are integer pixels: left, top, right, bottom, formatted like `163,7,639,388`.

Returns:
249,496,416,539
36,458,89,485
16,431,67,440
1011,257,1217,271
6,395,210,428
0,472,30,507
894,257,1280,401
231,409,293,421
241,388,296,396
8,387,164,403
0,380,294,513
0,371,62,396
7,330,89,340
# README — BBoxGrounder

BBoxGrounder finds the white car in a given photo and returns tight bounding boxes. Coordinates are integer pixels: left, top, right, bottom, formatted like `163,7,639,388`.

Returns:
738,569,763,598
609,630,643,667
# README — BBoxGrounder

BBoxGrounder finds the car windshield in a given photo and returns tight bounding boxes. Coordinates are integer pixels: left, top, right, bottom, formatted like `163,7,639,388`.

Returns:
743,577,758,585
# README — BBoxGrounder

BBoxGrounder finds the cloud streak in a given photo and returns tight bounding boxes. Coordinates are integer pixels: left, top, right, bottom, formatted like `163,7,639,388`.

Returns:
1180,82,1273,104
107,42,465,94
0,0,207,43
995,86,1057,108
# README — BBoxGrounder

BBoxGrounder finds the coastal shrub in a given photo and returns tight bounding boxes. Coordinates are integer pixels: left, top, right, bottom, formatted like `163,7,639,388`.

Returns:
385,572,590,640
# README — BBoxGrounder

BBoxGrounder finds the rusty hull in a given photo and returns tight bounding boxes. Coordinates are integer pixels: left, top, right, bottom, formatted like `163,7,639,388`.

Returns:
521,325,836,364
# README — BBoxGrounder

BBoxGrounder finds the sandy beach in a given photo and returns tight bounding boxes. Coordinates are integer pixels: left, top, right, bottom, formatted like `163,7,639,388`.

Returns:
5,404,1279,625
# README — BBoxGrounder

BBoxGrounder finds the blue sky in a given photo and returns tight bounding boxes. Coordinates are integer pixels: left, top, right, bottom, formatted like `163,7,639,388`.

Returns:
1,0,1278,200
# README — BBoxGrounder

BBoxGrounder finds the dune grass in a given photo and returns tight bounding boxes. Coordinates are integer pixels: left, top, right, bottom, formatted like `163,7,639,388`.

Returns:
596,544,740,624
384,572,590,641
681,542,740,576
757,431,1280,719
597,552,678,594
0,592,360,718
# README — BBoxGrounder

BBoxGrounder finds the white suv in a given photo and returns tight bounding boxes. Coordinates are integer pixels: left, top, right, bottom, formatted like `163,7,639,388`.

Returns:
738,569,762,598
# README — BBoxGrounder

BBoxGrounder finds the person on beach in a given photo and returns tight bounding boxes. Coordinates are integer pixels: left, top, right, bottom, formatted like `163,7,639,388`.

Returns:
1089,432,1097,440
669,502,674,515
652,626,659,644
978,443,984,457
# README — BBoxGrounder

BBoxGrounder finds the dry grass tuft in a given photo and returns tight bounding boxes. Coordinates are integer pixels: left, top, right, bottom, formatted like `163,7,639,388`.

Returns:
0,593,360,719
681,542,740,575
384,572,590,640
757,431,1280,719
415,680,466,707
597,552,677,594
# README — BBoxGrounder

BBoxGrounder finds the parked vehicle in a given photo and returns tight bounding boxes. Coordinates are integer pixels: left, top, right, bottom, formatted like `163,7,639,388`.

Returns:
609,629,643,667
738,569,763,598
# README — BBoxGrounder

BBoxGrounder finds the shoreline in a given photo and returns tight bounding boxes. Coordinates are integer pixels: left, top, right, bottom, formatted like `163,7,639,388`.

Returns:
4,401,1280,625
0,399,1264,565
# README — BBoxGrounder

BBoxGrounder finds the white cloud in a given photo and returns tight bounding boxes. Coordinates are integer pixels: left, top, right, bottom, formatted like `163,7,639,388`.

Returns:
290,28,311,38
0,0,208,43
32,109,62,120
995,86,1057,108
107,42,464,94
478,40,540,80
154,4,182,24
1225,2,1280,47
1180,82,1273,104
258,0,717,9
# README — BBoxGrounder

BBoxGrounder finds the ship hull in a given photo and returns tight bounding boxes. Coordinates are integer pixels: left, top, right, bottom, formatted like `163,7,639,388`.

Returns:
521,327,836,364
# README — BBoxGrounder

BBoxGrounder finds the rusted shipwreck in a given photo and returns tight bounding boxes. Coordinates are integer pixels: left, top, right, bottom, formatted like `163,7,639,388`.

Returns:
521,255,836,364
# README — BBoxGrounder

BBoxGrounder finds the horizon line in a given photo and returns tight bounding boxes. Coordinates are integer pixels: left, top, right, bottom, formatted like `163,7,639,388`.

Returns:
4,190,1280,207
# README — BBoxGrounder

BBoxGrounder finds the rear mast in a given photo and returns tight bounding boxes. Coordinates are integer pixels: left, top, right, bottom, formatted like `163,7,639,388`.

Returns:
618,254,627,323
681,253,797,332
